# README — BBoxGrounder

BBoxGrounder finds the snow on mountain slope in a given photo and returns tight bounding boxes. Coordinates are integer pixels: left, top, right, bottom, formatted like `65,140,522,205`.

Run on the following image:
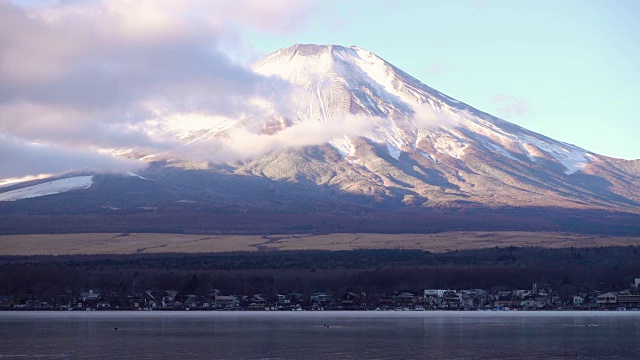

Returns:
251,44,595,176
102,43,594,179
6,44,634,212
241,44,639,210
0,176,93,202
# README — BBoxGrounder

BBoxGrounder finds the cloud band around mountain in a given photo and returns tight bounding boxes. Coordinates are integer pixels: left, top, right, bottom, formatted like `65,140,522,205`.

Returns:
0,0,313,179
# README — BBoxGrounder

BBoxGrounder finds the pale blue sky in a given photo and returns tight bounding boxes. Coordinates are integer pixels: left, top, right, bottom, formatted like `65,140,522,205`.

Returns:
236,0,640,160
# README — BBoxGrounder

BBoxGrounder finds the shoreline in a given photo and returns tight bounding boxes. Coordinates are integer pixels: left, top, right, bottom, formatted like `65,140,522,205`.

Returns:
2,308,638,313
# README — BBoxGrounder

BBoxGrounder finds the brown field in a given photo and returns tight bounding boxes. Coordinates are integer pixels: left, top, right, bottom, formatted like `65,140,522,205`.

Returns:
0,232,639,256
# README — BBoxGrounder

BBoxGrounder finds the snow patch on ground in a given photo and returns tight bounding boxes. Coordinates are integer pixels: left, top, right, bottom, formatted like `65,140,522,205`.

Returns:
523,136,591,174
415,127,468,159
516,139,537,162
126,171,147,180
485,142,521,162
419,151,438,163
386,142,401,160
330,136,356,158
429,131,468,159
439,93,460,104
449,107,591,174
0,176,94,202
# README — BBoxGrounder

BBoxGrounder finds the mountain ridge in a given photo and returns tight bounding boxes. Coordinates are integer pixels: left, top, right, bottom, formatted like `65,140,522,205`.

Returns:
0,44,638,236
239,44,638,211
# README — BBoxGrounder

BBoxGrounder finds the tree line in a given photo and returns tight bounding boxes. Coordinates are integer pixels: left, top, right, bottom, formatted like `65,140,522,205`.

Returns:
1,247,639,303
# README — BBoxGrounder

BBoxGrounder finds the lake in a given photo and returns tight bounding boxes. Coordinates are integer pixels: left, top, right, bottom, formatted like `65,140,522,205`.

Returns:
0,311,639,359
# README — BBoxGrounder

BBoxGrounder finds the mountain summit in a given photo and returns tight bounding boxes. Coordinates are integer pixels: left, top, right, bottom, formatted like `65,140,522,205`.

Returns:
240,44,638,210
1,44,639,235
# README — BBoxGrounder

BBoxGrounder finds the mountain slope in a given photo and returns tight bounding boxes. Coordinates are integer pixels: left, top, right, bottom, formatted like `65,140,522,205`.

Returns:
236,44,638,210
0,44,638,235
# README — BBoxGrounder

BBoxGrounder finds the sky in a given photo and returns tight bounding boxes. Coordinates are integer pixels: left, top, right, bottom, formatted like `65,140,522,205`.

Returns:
1,0,638,180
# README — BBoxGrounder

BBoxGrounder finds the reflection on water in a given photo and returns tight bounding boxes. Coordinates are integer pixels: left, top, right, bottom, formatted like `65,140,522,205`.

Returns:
0,311,639,359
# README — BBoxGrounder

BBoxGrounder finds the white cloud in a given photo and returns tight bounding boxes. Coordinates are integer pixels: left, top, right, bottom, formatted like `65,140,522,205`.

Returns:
412,103,459,128
424,62,451,78
182,114,376,163
0,0,316,179
491,94,532,119
211,0,318,34
0,132,144,179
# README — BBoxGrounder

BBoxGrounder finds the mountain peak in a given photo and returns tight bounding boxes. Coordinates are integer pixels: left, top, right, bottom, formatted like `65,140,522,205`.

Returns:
289,43,352,55
251,43,597,177
272,43,361,57
252,43,422,115
252,43,375,79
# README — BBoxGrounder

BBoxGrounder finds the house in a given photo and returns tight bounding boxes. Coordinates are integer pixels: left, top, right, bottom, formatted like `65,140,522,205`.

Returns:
596,292,618,307
276,294,291,308
582,293,599,309
394,292,417,308
441,291,463,309
249,295,267,309
286,293,305,307
617,294,640,308
163,290,178,301
275,293,304,309
162,290,179,308
96,301,111,309
519,294,548,310
573,296,584,307
340,292,364,308
127,294,146,308
310,293,332,308
78,290,100,308
184,295,198,309
460,289,487,309
492,292,517,309
514,290,532,299
36,301,51,309
80,290,100,303
423,289,447,307
22,295,41,309
248,294,267,310
214,295,239,309
144,291,157,308
0,295,13,309
126,291,156,309
126,291,157,309
520,298,537,309
378,296,394,309
202,298,214,309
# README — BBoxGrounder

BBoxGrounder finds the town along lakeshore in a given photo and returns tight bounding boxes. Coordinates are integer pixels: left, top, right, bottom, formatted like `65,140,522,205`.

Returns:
1,247,640,311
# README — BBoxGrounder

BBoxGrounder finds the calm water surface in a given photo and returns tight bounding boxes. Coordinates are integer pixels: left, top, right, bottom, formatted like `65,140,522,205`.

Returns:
0,311,639,359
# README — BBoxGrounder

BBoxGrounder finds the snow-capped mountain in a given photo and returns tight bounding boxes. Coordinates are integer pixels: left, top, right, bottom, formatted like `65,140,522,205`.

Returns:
230,44,637,210
1,44,638,235
253,44,590,168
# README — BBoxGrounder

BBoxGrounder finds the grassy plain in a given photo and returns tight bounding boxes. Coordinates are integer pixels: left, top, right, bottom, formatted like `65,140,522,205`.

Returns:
0,232,639,256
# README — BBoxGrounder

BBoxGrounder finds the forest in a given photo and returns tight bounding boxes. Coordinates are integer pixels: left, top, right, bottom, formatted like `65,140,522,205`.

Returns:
1,246,639,303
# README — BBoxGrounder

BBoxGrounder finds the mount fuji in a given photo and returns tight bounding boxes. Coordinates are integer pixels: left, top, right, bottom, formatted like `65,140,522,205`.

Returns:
1,44,639,235
245,44,639,209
